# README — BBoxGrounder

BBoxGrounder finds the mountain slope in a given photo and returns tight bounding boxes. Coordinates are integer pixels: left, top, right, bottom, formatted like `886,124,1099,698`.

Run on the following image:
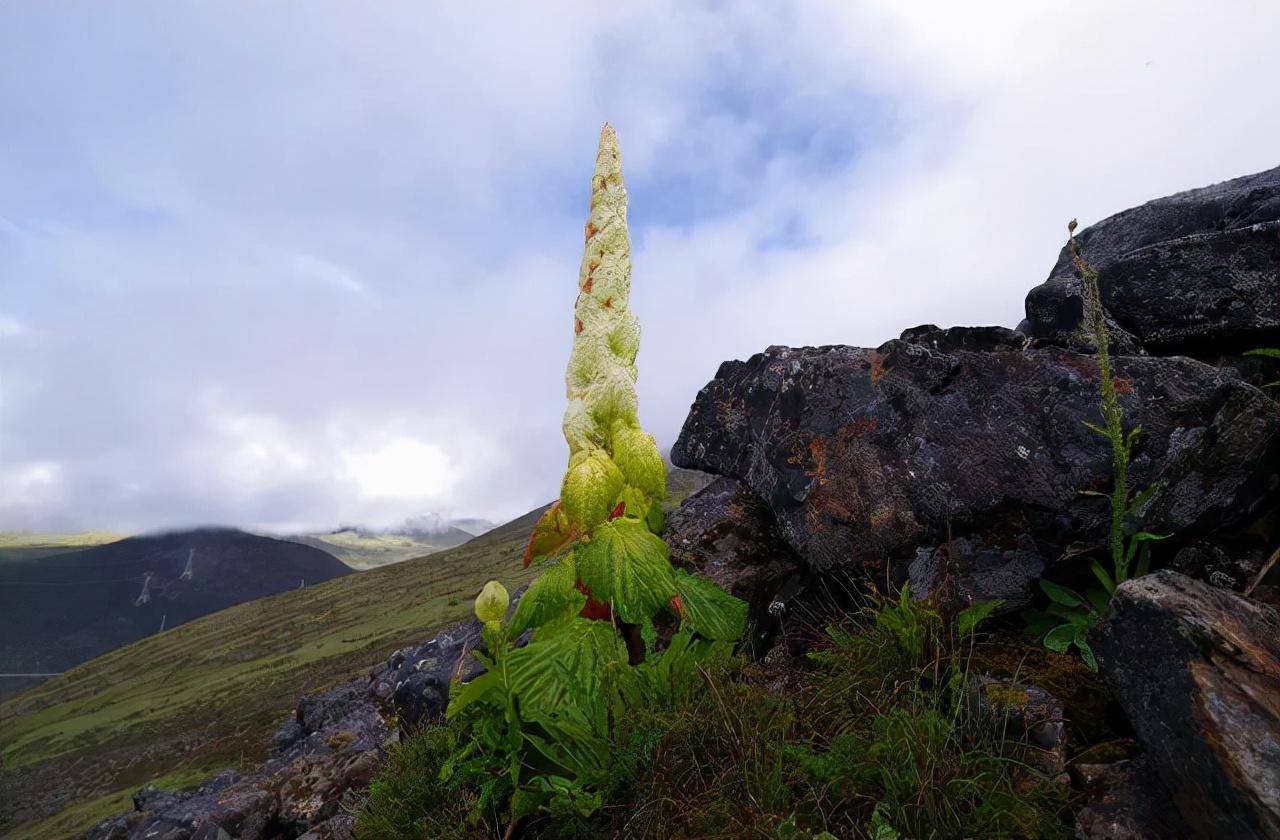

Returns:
0,529,351,696
0,506,547,838
288,527,475,570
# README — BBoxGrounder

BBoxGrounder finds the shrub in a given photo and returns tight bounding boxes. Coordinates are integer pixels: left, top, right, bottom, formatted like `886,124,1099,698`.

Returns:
616,590,1068,840
354,726,475,840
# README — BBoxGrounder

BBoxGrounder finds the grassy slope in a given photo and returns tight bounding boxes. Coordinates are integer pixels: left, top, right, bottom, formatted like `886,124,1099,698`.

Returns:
0,531,126,562
288,529,473,570
0,506,547,839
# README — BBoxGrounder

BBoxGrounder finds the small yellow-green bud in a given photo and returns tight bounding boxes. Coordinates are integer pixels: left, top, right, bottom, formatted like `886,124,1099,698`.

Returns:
474,580,509,625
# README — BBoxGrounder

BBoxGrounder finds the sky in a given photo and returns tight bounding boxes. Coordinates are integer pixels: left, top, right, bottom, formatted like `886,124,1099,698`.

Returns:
2,2,1278,534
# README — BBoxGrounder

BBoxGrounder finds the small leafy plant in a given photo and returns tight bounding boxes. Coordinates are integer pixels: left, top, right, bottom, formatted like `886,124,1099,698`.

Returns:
443,125,747,834
1026,222,1168,668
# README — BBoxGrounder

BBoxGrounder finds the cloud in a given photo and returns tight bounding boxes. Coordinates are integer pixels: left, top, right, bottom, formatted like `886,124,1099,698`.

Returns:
1,1,1276,532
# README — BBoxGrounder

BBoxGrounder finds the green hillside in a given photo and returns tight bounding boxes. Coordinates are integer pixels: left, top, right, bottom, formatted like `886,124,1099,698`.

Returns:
0,531,126,562
0,507,548,839
287,528,474,570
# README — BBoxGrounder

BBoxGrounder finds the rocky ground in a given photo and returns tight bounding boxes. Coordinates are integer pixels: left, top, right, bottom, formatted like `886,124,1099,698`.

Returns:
88,166,1278,839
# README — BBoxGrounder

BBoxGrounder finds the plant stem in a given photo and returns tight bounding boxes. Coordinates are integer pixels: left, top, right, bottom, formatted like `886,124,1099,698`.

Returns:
1070,232,1128,581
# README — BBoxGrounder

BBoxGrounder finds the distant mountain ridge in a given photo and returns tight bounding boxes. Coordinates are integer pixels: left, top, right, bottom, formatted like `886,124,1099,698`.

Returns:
0,528,350,697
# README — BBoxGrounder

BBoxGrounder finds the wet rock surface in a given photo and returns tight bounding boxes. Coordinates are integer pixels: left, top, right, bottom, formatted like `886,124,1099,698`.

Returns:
1093,570,1280,839
1021,165,1280,357
366,616,484,730
663,476,804,645
909,534,1045,612
1072,754,1183,840
671,326,1278,581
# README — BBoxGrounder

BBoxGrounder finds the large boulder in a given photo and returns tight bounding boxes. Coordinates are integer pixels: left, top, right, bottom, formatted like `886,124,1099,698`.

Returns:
366,617,484,730
1093,570,1280,839
1021,166,1280,357
671,326,1279,581
663,476,805,647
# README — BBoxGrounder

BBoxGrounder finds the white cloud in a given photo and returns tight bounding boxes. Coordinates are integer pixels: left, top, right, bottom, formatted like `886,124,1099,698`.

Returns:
341,437,453,500
0,314,26,339
1,1,1276,532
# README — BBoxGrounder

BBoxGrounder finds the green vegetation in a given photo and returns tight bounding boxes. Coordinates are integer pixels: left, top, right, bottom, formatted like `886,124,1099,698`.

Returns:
0,530,125,561
357,589,1069,839
355,727,475,840
1025,222,1167,668
438,124,747,834
290,528,474,570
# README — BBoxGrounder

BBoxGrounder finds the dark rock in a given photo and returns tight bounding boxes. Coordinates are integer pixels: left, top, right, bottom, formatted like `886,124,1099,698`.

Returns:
296,814,355,840
671,330,1279,582
367,617,485,730
663,476,804,645
1073,755,1183,840
909,535,1045,612
85,815,135,840
969,674,1065,752
1093,570,1280,839
1021,166,1280,358
133,784,182,814
968,674,1066,777
1169,537,1271,594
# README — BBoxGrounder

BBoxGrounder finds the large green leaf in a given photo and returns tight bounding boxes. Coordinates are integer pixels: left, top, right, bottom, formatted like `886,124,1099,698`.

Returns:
445,669,502,719
561,448,624,531
505,616,629,713
956,599,1003,637
508,556,585,638
672,569,747,641
575,517,676,623
1043,623,1076,654
610,422,667,497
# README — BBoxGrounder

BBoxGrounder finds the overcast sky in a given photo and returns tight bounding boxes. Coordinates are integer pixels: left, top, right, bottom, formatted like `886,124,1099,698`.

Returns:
2,2,1278,534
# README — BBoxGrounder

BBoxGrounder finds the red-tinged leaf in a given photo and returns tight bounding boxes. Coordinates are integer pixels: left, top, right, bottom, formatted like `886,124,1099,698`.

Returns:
576,579,613,621
669,595,685,619
523,501,576,568
609,500,626,520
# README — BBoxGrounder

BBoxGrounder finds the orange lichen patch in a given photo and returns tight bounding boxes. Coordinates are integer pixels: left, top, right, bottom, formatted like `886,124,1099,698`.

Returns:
582,277,594,294
868,351,889,385
788,437,830,487
575,318,584,335
1062,355,1102,380
603,297,613,308
1114,377,1133,395
584,221,598,242
846,417,877,436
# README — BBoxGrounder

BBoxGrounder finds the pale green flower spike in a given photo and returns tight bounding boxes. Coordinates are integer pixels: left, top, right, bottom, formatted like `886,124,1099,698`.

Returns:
474,579,509,626
558,124,665,530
